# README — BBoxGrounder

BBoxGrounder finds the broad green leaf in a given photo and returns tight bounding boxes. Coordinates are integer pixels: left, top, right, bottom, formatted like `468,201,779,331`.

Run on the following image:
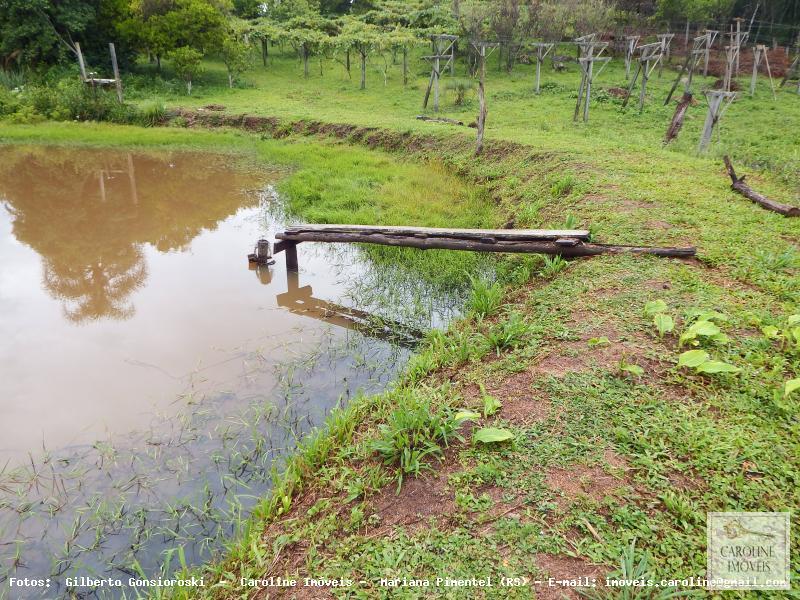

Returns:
677,350,710,368
785,379,800,398
473,427,514,444
791,327,800,345
695,360,740,374
761,325,780,339
787,315,800,326
621,364,644,376
454,410,481,423
644,300,667,317
588,336,610,347
688,320,720,336
654,313,674,337
482,394,502,417
710,332,730,345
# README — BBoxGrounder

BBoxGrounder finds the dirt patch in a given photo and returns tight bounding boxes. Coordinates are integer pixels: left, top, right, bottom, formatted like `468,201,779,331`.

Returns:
484,370,553,425
201,103,226,111
534,553,606,599
365,447,460,535
545,462,627,508
606,86,628,98
646,220,673,230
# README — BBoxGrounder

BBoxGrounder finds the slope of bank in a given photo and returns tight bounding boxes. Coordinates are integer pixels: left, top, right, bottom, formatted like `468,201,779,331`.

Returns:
123,113,800,599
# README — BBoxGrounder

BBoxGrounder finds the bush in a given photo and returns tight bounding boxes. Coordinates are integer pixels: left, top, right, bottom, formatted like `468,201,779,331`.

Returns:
0,87,20,116
445,78,476,105
136,99,167,127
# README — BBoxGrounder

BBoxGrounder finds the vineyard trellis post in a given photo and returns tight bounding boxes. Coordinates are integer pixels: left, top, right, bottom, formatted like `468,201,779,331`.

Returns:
472,41,498,155
703,30,719,76
657,33,675,77
624,35,639,79
532,42,554,93
665,34,707,104
574,36,610,122
698,90,736,152
750,44,776,98
422,34,458,112
623,42,663,112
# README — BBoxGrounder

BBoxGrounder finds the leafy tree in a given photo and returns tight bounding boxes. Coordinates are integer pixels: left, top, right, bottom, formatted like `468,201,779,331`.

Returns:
169,45,202,93
284,14,336,77
252,19,285,66
232,0,263,18
221,35,251,87
0,0,94,68
339,18,384,89
123,0,228,70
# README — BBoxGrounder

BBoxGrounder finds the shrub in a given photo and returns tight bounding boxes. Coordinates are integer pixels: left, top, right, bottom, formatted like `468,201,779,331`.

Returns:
137,99,167,127
445,78,476,105
467,274,504,317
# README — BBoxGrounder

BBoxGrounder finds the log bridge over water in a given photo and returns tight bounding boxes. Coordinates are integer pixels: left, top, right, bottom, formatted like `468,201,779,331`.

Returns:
250,224,696,268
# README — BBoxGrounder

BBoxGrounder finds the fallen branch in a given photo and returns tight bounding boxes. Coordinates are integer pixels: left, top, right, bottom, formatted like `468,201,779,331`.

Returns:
415,115,464,126
664,92,692,144
723,156,800,217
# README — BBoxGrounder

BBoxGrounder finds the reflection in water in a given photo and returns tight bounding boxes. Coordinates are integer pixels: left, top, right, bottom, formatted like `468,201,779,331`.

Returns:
0,145,463,599
0,146,260,323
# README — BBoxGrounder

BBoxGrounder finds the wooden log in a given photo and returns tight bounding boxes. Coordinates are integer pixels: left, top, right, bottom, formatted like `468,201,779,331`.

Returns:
415,115,464,125
723,156,800,217
275,231,695,258
664,92,692,144
281,224,590,241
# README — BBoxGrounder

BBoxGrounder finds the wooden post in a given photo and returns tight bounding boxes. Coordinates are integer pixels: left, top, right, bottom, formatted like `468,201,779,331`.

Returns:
533,43,553,94
403,47,408,86
639,57,649,111
284,242,298,271
433,53,440,111
109,43,123,102
584,55,594,122
698,90,735,152
75,42,87,80
476,45,486,155
625,36,639,79
750,45,762,95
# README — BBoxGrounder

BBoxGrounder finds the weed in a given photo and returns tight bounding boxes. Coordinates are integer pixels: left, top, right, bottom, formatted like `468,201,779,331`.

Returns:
370,387,463,490
466,274,504,318
539,254,569,279
483,311,530,356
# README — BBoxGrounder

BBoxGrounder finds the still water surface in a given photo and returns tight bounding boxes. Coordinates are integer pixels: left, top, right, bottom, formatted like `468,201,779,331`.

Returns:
0,145,460,597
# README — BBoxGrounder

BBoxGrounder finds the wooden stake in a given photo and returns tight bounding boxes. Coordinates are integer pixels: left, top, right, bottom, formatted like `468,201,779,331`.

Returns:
698,90,735,152
109,43,123,102
75,42,87,80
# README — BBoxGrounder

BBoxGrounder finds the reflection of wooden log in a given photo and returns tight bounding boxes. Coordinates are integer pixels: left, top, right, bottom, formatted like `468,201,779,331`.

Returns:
664,92,692,144
723,156,800,217
415,115,464,126
275,226,695,258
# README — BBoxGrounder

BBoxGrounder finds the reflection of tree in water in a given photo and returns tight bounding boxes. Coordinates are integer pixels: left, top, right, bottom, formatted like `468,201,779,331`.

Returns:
0,146,264,323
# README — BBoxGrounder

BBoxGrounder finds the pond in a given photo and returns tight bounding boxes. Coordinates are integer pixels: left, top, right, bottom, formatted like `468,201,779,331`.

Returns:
0,145,464,598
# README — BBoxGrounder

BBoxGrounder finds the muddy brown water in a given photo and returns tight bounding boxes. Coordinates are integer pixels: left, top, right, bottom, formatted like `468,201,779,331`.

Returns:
0,145,461,597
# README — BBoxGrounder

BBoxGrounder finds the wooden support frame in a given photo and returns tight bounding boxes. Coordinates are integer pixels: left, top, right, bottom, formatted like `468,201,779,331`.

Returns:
750,44,776,98
622,42,663,112
657,33,675,77
471,41,499,156
422,34,458,113
572,36,609,123
703,30,719,76
664,35,706,105
75,41,124,102
698,90,736,153
531,42,554,93
624,35,640,80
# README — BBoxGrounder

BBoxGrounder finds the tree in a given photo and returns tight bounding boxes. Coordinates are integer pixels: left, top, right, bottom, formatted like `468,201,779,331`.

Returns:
221,36,251,87
252,19,285,66
0,0,94,68
339,18,384,89
284,15,335,77
169,46,202,93
123,0,228,70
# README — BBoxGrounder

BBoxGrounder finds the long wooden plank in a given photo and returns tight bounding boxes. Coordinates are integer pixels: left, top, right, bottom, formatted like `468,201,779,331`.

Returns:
282,224,591,241
275,230,695,258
